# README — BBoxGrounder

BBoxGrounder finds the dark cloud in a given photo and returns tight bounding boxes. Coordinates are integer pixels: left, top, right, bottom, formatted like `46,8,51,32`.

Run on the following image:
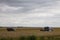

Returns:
0,0,57,13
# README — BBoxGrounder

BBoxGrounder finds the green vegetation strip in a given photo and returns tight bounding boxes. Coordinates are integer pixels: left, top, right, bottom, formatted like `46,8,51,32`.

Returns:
0,35,60,40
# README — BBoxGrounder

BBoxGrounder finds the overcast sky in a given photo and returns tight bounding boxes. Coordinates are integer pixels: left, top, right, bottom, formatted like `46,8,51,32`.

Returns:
0,0,60,27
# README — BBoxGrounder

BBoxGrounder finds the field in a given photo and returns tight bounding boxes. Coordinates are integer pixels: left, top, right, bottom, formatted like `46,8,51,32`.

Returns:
0,27,60,40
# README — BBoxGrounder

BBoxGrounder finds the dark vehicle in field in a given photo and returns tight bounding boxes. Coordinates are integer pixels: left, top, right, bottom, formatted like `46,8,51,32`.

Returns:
40,26,53,31
7,27,15,31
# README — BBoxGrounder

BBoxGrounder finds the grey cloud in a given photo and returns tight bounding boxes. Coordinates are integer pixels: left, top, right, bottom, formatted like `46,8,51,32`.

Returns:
0,0,60,27
0,0,58,13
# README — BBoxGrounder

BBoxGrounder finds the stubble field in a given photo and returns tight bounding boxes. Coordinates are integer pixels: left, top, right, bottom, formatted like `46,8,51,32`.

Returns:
0,27,60,40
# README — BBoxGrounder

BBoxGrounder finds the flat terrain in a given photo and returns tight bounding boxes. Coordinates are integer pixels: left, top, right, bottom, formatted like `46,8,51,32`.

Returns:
0,27,60,38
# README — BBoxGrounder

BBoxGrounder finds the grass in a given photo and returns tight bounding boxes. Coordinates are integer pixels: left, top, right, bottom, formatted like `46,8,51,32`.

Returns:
0,38,13,40
0,35,60,40
40,36,44,40
27,35,37,40
19,36,26,40
39,35,60,40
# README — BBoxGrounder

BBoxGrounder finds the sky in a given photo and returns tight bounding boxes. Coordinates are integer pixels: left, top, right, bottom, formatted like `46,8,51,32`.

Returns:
0,0,60,27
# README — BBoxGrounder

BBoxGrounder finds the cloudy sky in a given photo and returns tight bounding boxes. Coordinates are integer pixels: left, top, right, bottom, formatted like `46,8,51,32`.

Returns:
0,0,60,27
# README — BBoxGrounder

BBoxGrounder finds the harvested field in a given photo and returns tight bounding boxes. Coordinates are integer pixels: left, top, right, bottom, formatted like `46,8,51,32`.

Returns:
0,27,60,40
0,27,60,37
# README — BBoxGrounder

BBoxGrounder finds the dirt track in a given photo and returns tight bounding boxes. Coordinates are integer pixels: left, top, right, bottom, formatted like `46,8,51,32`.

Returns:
0,27,60,38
